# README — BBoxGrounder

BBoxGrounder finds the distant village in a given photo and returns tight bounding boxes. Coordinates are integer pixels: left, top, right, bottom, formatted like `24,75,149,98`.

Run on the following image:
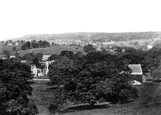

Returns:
1,36,161,51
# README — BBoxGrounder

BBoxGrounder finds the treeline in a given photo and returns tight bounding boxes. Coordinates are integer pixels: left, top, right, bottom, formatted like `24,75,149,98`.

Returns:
21,40,50,50
0,40,25,46
0,40,51,50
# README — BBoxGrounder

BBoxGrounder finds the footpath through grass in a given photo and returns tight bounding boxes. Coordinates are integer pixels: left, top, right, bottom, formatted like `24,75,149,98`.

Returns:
30,80,56,115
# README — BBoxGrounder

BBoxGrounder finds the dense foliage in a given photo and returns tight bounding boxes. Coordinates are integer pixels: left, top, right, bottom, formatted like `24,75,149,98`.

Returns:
48,54,59,61
3,50,10,59
48,51,138,108
83,44,96,53
0,59,38,115
48,45,161,114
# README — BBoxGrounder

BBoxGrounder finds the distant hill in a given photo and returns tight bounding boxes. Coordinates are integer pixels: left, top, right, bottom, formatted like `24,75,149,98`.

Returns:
12,32,161,42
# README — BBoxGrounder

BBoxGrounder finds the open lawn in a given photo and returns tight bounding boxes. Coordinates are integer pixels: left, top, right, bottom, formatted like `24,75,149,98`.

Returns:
31,80,161,115
16,45,84,56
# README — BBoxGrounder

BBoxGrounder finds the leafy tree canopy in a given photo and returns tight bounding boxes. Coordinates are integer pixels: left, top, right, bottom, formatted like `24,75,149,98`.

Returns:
59,50,75,59
48,51,137,108
83,44,96,53
3,50,10,59
0,59,38,115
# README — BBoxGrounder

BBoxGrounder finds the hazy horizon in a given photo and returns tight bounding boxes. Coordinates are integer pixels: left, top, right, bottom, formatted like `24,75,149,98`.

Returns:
1,31,161,41
0,0,161,41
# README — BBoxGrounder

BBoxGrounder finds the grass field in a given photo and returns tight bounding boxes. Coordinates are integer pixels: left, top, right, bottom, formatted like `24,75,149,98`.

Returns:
0,45,84,58
0,45,22,54
31,80,161,115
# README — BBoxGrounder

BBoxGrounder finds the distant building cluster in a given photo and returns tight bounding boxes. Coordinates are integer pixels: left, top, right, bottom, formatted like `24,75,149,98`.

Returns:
21,55,54,77
1,54,54,77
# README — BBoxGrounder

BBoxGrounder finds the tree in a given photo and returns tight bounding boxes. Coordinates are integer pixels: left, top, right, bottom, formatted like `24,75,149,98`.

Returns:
36,52,43,61
20,40,25,45
4,41,9,46
21,41,31,50
0,59,38,114
8,40,13,44
21,52,43,69
151,62,161,80
42,41,50,47
48,51,138,111
51,42,56,46
26,41,31,48
1,41,4,44
31,40,39,48
12,46,16,51
142,48,161,73
119,49,145,64
17,40,20,45
15,51,20,60
83,44,96,53
38,40,43,48
48,54,59,61
21,53,35,63
48,56,75,84
59,50,75,59
3,50,10,59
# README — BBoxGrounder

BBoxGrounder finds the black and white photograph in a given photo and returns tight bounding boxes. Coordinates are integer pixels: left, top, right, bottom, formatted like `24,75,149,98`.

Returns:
0,0,161,115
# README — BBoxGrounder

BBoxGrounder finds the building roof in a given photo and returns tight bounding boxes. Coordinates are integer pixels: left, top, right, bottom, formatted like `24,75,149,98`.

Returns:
128,64,143,75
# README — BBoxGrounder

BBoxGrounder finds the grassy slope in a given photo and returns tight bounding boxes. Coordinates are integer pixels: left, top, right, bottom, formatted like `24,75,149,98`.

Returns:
0,45,21,54
31,80,161,115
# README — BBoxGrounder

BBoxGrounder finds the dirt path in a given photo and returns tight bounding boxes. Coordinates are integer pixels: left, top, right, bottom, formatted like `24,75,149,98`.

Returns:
31,80,55,115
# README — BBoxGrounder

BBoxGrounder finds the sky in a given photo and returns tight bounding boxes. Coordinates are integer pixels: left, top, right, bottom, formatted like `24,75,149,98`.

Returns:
0,0,161,41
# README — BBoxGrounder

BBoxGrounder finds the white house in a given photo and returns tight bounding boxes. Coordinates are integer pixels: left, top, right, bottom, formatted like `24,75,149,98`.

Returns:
42,55,50,61
128,64,143,85
41,60,55,75
31,65,38,77
31,60,55,77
